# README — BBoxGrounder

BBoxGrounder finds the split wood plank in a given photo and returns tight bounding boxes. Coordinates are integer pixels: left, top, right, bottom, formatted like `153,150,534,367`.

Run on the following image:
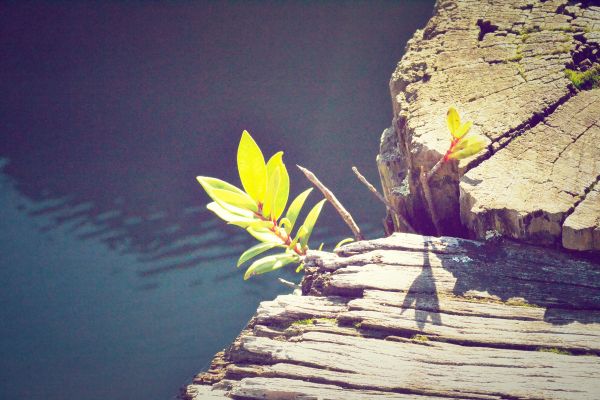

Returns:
187,232,600,399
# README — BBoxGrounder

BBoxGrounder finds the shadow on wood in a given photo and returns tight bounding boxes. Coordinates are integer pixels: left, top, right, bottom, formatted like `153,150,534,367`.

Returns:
187,232,600,399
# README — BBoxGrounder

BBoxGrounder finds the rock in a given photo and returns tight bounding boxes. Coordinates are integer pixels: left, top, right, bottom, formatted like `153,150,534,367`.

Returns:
378,0,600,251
563,182,600,250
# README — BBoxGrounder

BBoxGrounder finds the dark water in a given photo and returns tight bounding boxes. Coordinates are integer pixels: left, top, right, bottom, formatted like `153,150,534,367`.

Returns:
0,2,434,399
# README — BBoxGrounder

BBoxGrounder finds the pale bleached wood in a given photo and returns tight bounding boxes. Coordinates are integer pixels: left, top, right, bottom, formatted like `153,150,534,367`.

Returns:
186,384,229,399
358,290,547,319
312,248,600,292
255,294,348,325
334,232,479,256
340,307,600,352
188,232,600,399
356,289,600,325
253,291,600,351
320,263,600,310
306,232,600,310
233,331,600,399
230,377,447,399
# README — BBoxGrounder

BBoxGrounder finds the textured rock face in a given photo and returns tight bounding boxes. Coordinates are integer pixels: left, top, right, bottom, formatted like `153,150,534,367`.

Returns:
378,0,600,250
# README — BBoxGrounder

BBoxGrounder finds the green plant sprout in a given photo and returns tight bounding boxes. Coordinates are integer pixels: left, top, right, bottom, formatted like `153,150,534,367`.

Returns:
421,107,488,235
197,131,327,280
427,107,487,179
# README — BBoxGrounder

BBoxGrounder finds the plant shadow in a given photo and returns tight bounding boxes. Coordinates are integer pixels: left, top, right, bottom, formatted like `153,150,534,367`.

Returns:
400,241,442,330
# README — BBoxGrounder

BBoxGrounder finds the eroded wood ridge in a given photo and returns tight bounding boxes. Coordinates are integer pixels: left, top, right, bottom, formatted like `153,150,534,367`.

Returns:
378,0,600,251
186,233,600,399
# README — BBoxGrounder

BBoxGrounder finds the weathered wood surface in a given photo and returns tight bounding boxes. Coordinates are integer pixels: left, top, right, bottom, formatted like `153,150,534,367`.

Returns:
186,233,600,399
378,0,600,251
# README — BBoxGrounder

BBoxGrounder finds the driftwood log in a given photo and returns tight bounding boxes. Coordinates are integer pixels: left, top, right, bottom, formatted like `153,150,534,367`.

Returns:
378,0,600,251
185,233,600,399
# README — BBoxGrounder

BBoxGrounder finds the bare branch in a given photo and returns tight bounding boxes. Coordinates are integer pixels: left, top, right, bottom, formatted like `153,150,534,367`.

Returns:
351,166,415,233
278,278,300,290
297,165,364,241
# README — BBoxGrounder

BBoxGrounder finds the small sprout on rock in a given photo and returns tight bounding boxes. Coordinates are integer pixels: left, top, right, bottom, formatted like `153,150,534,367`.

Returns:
443,107,488,162
334,237,354,250
421,107,488,235
425,107,488,180
411,334,429,342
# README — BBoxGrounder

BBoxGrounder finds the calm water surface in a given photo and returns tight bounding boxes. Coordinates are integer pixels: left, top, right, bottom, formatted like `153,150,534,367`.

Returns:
0,2,434,399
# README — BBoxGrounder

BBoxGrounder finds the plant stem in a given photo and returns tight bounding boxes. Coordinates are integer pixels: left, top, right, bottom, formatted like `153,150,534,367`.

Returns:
351,166,415,233
426,158,444,181
254,211,305,255
419,166,442,236
297,165,364,241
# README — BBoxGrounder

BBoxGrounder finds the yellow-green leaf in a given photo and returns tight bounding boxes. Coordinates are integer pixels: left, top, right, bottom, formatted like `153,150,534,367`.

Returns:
454,120,473,140
289,225,307,250
247,226,284,244
279,217,292,234
295,263,305,273
196,176,246,198
229,219,273,229
237,130,267,203
237,242,285,267
207,202,254,223
447,135,488,160
244,253,299,280
284,188,312,231
299,199,327,248
197,176,256,217
266,151,289,220
447,107,461,138
211,188,258,212
262,166,280,219
334,237,354,249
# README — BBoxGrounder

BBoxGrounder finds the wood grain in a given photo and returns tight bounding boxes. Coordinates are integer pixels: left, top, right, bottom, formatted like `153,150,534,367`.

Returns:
186,233,600,399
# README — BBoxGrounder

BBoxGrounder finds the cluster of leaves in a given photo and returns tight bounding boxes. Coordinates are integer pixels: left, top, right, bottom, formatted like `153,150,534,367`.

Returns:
442,107,488,161
197,131,326,280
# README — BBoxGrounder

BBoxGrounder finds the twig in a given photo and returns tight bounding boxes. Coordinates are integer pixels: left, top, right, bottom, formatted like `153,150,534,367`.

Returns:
351,166,415,233
278,278,300,289
419,166,442,236
426,158,444,181
297,165,364,241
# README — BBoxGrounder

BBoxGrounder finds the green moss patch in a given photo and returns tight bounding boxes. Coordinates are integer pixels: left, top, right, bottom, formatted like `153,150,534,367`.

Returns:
565,66,600,90
291,318,315,326
538,347,572,355
291,317,338,327
505,297,542,308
